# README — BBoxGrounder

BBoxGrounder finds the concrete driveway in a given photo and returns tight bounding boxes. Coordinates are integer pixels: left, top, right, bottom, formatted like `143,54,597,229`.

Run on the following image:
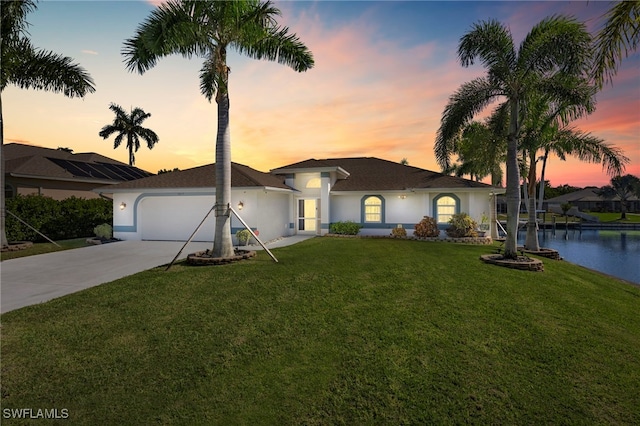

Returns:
1,236,312,314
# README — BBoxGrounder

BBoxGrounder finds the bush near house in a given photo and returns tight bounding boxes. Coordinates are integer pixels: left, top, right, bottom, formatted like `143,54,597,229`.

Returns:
5,194,112,242
413,216,440,238
446,213,478,238
329,221,362,235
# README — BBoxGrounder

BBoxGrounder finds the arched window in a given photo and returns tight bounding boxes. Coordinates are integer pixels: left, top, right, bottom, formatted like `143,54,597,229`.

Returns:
362,195,384,223
434,194,459,224
306,178,321,189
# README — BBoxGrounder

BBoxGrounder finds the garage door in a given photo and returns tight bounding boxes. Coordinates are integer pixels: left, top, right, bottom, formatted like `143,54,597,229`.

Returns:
140,195,216,241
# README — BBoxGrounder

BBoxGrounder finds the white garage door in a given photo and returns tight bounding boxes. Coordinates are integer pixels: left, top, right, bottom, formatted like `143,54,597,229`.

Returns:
140,196,216,241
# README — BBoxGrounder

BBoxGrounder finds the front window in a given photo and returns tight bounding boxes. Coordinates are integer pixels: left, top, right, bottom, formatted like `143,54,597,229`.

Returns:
436,195,457,224
364,196,382,223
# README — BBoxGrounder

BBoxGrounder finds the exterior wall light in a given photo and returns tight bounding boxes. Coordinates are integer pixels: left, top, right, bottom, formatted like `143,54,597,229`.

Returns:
120,202,126,210
238,201,244,210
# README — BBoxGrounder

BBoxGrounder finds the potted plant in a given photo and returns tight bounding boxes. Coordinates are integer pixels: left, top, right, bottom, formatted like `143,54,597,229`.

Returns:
477,212,490,237
235,229,252,246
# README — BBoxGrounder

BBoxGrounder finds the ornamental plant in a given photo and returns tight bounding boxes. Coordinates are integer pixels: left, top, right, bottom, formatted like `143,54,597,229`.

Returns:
390,226,407,238
413,216,440,238
445,213,478,238
94,223,113,240
330,221,362,235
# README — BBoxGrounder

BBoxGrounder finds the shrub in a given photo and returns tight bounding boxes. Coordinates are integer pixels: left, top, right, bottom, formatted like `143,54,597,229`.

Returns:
94,223,113,239
5,194,112,242
330,221,362,235
390,226,407,238
413,216,439,238
445,213,478,238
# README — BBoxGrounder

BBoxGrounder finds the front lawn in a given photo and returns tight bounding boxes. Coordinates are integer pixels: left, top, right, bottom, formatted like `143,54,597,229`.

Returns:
2,238,639,424
0,238,90,261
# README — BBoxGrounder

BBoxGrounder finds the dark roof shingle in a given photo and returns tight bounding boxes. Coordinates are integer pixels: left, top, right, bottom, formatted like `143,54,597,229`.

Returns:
102,163,292,191
273,157,492,191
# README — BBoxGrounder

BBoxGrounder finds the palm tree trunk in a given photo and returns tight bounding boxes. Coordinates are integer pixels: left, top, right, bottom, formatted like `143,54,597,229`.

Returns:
0,93,8,248
504,101,521,259
128,134,134,166
537,149,549,212
525,151,540,251
212,93,234,258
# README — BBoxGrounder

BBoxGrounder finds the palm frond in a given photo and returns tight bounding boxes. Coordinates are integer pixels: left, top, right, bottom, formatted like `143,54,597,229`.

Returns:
592,0,640,88
3,39,95,96
122,0,208,74
236,24,314,72
520,15,592,78
458,19,516,82
435,77,504,170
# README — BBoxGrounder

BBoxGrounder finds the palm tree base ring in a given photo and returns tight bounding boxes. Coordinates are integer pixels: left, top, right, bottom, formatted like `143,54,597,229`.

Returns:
186,249,256,266
522,248,561,260
480,254,544,272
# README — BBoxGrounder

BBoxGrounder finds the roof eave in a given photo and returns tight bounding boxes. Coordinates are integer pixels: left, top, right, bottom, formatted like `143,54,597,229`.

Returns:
9,173,119,186
270,166,350,179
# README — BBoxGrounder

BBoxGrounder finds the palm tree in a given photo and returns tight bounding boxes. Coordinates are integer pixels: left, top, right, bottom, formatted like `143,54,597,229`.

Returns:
519,90,628,251
99,103,159,166
598,174,640,220
1,0,95,248
123,0,313,258
592,0,640,88
448,115,507,187
435,16,592,259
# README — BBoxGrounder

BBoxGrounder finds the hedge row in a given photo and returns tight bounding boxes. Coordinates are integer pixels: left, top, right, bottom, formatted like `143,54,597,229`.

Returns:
5,194,112,242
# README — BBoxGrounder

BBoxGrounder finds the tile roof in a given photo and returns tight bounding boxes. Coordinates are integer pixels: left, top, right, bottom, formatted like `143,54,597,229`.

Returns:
4,143,152,182
272,157,493,191
102,163,292,191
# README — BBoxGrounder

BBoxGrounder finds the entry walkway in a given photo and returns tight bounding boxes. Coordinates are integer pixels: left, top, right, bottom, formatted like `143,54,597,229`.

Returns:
1,236,313,314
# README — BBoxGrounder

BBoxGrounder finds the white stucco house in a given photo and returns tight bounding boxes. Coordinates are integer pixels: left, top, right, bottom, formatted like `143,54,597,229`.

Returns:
99,157,498,243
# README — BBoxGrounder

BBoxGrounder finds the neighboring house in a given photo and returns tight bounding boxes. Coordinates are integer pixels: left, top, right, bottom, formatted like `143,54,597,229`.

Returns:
544,187,639,213
102,157,498,243
4,143,153,200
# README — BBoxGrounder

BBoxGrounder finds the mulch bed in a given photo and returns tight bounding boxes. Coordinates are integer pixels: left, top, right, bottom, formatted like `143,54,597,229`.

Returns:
187,249,256,266
1,241,34,252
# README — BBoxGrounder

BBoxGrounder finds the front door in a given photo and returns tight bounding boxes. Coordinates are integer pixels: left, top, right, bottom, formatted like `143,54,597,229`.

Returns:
298,198,320,234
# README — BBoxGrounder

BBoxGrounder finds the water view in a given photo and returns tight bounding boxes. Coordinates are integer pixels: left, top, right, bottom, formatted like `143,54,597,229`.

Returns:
518,229,640,284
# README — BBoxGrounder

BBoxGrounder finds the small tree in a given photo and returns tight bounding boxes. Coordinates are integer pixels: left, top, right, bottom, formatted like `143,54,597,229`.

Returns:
598,174,640,220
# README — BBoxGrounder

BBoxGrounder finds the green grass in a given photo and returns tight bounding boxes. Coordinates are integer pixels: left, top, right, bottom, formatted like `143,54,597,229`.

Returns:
1,238,90,261
2,238,639,424
588,212,640,223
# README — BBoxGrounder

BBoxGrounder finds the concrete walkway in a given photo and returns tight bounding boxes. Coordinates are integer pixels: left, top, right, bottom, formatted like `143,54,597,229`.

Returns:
1,236,313,314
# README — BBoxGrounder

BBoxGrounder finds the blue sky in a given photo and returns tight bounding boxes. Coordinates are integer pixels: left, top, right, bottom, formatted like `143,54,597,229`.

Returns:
3,0,638,187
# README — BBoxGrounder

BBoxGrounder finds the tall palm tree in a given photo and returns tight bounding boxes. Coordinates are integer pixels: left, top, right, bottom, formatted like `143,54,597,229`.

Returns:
435,16,592,259
123,0,313,258
1,0,95,248
598,174,640,220
592,0,640,88
519,90,628,251
99,103,159,166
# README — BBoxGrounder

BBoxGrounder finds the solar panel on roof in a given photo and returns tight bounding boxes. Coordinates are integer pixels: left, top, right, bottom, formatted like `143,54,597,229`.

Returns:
47,157,152,181
47,158,92,178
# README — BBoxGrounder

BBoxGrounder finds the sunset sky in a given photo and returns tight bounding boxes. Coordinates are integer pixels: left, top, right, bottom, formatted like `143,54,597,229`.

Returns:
3,0,639,187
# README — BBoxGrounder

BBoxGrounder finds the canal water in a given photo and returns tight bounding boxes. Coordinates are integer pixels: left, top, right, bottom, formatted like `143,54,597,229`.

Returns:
518,229,640,284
